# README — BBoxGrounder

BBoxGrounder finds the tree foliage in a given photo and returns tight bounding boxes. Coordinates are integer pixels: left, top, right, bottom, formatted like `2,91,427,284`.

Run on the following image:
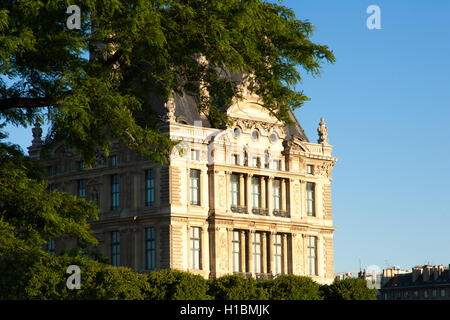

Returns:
208,275,268,300
263,275,323,300
320,278,377,300
146,269,212,300
0,0,334,164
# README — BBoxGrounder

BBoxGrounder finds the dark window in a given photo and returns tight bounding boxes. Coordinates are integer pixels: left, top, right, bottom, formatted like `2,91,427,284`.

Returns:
111,175,119,210
145,169,155,206
78,180,86,199
145,227,156,270
111,231,120,267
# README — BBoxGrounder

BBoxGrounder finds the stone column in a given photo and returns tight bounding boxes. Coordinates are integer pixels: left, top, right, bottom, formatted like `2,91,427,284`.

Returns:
261,232,267,274
225,171,231,211
239,174,245,208
246,174,253,213
240,230,246,272
248,230,254,275
318,234,324,278
186,225,191,270
282,234,288,274
227,228,233,272
260,176,266,210
299,180,306,218
267,177,273,216
302,234,307,275
281,179,286,211
201,227,208,271
269,232,275,276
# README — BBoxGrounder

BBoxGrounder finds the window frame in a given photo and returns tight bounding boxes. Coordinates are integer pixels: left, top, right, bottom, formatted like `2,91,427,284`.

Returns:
145,169,155,207
230,174,240,206
145,227,156,270
306,182,316,217
190,169,201,206
111,231,120,267
307,236,318,276
190,227,202,270
111,174,120,210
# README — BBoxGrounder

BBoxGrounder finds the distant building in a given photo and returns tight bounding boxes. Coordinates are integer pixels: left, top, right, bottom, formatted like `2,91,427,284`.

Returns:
379,265,450,300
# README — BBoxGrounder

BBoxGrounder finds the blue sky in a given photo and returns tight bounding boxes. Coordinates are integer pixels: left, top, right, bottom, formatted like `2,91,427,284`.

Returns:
3,1,450,273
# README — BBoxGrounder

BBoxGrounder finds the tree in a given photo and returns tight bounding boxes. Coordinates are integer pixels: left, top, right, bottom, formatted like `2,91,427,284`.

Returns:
320,278,377,300
208,275,268,300
263,275,323,300
0,0,334,164
146,269,212,300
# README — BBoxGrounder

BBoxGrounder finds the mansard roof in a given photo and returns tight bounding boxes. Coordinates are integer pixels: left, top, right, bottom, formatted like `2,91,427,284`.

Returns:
151,90,309,142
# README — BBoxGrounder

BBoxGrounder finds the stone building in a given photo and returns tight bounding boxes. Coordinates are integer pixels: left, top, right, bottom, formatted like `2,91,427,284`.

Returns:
29,89,338,284
380,265,450,300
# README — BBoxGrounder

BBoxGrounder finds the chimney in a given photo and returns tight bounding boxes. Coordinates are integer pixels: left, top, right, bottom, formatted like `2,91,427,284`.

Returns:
423,265,432,282
412,267,422,283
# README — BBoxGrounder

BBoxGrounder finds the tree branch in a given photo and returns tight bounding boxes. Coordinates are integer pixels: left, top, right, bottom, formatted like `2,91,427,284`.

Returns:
0,92,71,111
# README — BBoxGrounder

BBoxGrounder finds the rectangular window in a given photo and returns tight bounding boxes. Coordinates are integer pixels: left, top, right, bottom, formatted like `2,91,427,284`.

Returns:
251,177,261,208
110,155,118,167
145,169,155,206
78,161,85,171
111,231,120,267
111,174,119,210
274,234,283,275
48,166,55,176
78,180,86,199
190,169,201,205
191,149,200,161
252,157,259,167
190,227,201,270
230,174,240,206
306,182,316,217
307,165,314,174
273,160,280,171
252,232,262,274
308,236,317,276
48,183,55,192
273,180,281,210
232,154,239,165
232,231,241,273
441,289,446,297
145,227,156,270
48,239,55,256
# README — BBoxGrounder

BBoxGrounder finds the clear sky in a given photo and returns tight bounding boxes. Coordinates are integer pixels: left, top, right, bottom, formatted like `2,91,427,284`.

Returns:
3,0,450,273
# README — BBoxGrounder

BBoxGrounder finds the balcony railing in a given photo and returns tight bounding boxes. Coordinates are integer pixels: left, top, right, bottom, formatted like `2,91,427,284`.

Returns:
273,210,289,217
252,208,269,216
231,205,248,214
233,272,274,280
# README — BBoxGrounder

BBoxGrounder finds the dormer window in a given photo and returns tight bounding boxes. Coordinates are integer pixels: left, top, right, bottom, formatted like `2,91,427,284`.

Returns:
233,127,241,138
270,132,278,143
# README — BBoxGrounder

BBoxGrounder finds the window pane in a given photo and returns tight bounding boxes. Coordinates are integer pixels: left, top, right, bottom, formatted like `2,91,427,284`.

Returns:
306,182,315,216
251,177,260,208
145,227,155,270
308,236,317,276
232,231,240,272
273,180,281,210
190,170,200,205
230,174,240,206
111,231,120,267
145,170,155,206
190,227,201,270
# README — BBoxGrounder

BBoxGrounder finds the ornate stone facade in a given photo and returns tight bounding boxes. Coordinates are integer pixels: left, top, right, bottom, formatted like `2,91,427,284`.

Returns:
30,92,338,284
